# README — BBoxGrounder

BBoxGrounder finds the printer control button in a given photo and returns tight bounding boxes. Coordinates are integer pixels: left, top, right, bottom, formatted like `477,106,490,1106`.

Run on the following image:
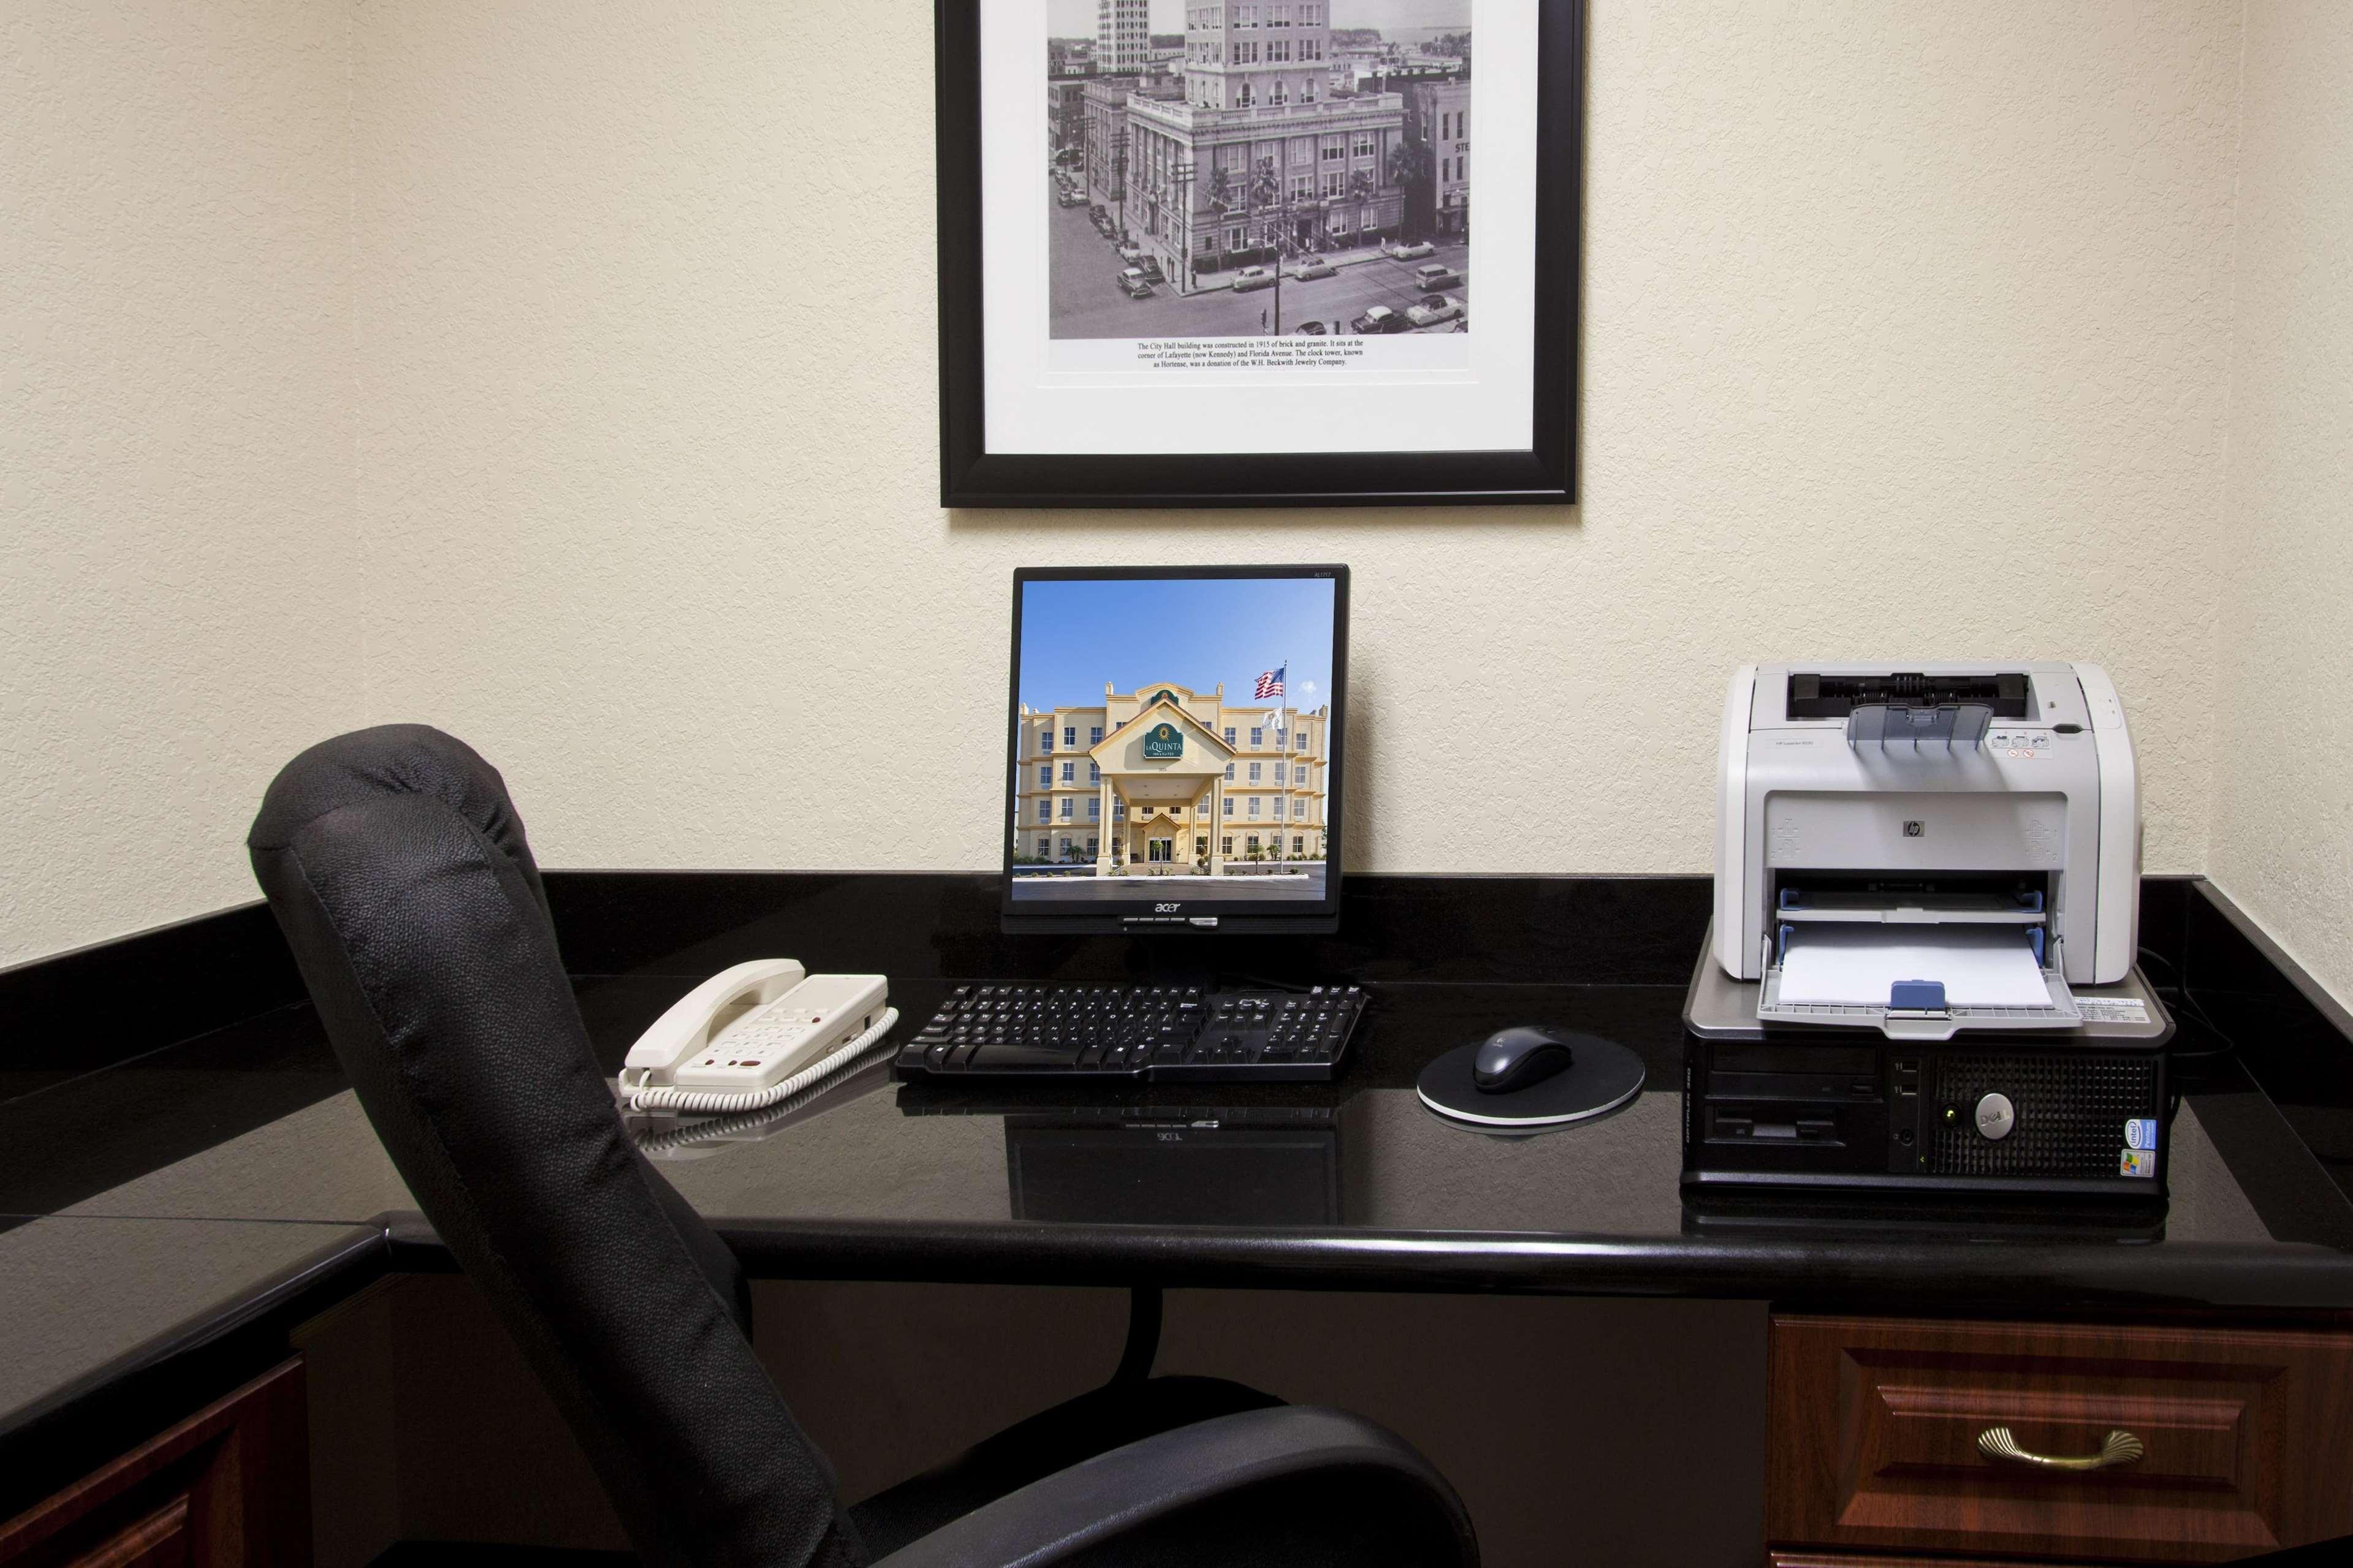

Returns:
1974,1092,2017,1142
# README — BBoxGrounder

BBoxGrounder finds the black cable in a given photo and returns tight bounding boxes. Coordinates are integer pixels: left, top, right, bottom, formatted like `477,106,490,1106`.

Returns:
1112,1285,1163,1385
2138,945,2237,1062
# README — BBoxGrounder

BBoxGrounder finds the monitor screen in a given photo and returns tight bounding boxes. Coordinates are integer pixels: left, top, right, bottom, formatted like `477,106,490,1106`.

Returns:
1002,566,1348,933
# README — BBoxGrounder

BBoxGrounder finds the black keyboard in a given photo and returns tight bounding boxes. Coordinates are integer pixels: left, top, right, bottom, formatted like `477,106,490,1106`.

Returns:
892,983,1367,1083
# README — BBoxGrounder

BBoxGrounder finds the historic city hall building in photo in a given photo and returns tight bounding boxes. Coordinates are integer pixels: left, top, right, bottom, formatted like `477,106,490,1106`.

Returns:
1113,4,1410,293
1015,683,1329,873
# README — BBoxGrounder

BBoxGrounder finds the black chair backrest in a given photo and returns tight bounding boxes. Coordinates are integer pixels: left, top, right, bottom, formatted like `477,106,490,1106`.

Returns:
249,725,864,1568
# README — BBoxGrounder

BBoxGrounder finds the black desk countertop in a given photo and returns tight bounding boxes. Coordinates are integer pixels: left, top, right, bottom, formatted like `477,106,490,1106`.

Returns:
7,873,2353,1512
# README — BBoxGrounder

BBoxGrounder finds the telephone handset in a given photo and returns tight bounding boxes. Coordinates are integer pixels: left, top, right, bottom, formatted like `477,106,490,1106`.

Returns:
618,958,897,1115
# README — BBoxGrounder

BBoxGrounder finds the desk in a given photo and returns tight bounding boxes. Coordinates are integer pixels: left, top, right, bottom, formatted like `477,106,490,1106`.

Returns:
23,977,2353,1306
5,873,2353,1559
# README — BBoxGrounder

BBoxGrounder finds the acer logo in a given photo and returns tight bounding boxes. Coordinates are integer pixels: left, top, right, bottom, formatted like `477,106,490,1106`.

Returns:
1155,903,1182,913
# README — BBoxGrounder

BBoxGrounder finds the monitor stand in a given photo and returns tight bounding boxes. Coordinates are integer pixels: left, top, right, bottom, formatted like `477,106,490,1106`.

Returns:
1114,933,1326,996
1114,933,1218,993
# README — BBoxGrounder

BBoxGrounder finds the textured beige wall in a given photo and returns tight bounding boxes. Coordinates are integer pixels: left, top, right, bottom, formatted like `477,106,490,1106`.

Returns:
2208,4,2353,1004
4,2,2286,971
349,1,2243,884
2,1,359,966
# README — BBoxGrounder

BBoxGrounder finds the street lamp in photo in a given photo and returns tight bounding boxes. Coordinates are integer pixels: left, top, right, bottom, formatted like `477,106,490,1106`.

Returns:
1206,162,1236,282
1247,154,1287,335
1170,159,1196,293
1112,125,1130,240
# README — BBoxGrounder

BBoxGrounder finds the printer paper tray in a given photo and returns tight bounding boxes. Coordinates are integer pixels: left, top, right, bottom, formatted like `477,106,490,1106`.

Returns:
1758,968,2079,1040
1759,923,2080,1041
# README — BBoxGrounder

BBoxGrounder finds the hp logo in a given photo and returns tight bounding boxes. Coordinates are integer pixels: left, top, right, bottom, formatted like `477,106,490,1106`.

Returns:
1903,821,1925,838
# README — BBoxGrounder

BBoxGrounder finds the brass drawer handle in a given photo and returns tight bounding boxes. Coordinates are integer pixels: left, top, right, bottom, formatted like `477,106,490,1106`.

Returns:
1977,1425,2145,1472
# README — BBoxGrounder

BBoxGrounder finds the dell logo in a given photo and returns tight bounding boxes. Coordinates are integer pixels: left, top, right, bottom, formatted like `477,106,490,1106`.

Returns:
1155,902,1182,913
1903,821,1925,838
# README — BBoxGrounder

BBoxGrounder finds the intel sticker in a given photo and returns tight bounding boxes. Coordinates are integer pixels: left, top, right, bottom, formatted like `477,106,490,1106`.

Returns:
2125,1118,2158,1149
2119,1149,2155,1178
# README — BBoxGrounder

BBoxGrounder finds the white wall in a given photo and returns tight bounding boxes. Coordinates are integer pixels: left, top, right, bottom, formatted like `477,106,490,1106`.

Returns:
2,1,360,967
21,2,2349,1000
2208,2,2353,1006
349,1,2241,883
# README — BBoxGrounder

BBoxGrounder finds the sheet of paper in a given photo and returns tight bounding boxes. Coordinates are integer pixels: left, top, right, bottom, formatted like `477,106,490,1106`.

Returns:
1777,924,2053,1008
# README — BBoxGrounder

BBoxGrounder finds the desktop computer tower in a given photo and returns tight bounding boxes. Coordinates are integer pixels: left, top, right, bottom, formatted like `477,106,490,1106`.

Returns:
1682,950,2173,1199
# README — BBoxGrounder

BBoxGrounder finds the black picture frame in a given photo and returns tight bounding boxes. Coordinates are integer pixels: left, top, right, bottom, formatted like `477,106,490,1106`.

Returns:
935,1,1583,509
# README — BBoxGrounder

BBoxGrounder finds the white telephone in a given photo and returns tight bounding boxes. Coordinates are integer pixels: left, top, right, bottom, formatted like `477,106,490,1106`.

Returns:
618,959,897,1115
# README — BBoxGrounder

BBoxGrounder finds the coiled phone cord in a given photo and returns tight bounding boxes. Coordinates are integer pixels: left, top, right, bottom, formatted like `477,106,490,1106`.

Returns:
629,1036,900,1156
617,1007,900,1116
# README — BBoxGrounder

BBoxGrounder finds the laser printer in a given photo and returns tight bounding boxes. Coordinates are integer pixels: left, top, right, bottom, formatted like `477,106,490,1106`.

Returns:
1684,662,2173,1198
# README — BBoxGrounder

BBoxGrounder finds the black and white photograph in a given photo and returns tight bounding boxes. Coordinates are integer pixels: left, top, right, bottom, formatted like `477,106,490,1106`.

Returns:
1046,2,1473,341
939,0,1579,505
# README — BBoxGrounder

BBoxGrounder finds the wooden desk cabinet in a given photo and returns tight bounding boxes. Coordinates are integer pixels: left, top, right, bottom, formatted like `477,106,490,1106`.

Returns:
1767,1314,2353,1564
0,1360,310,1568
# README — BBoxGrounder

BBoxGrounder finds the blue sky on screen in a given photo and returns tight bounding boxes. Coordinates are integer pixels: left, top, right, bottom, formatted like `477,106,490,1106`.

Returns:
1019,576,1337,715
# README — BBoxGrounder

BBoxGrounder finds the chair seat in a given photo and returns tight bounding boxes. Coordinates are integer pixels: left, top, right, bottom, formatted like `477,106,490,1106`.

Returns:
850,1376,1282,1559
367,1546,636,1567
360,1379,1280,1568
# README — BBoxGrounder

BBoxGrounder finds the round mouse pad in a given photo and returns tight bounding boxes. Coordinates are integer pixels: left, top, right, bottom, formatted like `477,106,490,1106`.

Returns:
1415,1032,1646,1129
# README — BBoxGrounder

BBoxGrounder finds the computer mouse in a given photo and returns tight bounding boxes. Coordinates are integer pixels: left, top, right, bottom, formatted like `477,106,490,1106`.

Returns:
1473,1025,1577,1094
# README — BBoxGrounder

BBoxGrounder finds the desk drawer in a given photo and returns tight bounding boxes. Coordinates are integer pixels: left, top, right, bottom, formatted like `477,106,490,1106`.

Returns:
1768,1314,2353,1562
0,1359,309,1568
1770,1556,2081,1568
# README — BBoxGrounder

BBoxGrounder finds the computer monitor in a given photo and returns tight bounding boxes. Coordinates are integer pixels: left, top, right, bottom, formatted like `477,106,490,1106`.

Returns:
1002,565,1348,936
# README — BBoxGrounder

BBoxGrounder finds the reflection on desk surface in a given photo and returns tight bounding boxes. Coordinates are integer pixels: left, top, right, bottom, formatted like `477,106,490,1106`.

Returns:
37,982,2307,1264
1680,1189,2171,1245
1004,1116,1340,1227
627,1050,897,1163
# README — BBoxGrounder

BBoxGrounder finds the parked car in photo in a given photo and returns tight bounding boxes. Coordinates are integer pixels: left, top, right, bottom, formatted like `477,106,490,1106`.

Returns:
1406,294,1465,327
1291,320,1328,335
1057,190,1086,208
1133,256,1164,282
1230,265,1277,292
1288,258,1337,282
1117,240,1146,262
1390,240,1436,260
1092,214,1116,238
1412,263,1466,291
1350,304,1409,334
1116,268,1156,299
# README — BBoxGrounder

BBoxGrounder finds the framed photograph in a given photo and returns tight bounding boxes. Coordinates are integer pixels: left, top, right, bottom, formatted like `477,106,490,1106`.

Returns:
936,0,1582,508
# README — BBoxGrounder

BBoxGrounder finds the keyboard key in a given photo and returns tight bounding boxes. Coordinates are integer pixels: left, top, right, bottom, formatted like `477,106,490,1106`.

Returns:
898,983,1363,1081
968,1042,1077,1070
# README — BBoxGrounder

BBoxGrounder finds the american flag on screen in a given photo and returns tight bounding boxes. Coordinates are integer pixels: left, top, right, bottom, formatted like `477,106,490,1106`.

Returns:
1253,667,1286,700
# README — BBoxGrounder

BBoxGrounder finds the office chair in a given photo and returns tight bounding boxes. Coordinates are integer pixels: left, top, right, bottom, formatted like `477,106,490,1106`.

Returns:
249,726,1478,1568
